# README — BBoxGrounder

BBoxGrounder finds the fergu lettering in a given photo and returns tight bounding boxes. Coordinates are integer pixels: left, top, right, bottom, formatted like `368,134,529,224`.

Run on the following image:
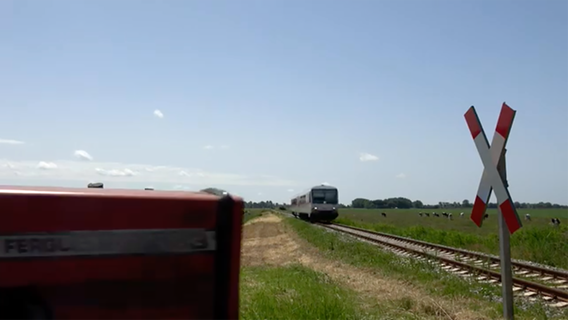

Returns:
4,237,71,255
190,233,208,249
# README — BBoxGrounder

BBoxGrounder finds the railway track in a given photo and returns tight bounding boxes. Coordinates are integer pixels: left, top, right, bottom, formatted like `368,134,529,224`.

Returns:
316,222,568,309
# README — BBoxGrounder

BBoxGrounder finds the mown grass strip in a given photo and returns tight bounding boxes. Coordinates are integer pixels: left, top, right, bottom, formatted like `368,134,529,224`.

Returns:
287,217,568,320
243,209,265,224
335,216,568,269
240,264,362,320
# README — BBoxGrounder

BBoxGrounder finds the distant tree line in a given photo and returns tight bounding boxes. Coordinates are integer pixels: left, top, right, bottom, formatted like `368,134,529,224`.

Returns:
200,187,567,210
242,198,567,210
244,201,282,209
350,198,567,209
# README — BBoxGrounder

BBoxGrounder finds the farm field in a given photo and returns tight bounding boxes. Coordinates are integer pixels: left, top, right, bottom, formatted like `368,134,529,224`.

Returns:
238,212,568,320
336,208,568,269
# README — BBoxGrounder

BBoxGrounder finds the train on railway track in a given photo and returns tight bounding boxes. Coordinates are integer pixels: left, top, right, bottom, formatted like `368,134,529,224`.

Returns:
289,184,339,222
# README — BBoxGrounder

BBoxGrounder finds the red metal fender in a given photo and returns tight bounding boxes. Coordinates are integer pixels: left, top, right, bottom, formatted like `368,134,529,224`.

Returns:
0,186,243,319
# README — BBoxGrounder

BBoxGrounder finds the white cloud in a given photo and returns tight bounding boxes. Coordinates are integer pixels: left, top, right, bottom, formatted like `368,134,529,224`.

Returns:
173,185,193,191
396,173,407,179
74,150,93,161
203,145,230,150
95,168,136,177
0,139,25,145
287,189,294,192
37,161,57,170
153,109,164,118
0,159,297,187
179,170,192,177
359,153,379,162
1,162,15,169
257,192,263,196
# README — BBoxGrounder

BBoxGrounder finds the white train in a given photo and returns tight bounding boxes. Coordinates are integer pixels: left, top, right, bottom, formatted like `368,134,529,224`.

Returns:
290,184,339,222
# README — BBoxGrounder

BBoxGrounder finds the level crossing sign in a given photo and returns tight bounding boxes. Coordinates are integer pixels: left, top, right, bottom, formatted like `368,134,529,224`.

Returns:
464,103,522,234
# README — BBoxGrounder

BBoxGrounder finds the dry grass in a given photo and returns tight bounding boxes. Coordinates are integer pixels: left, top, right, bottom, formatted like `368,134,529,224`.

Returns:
240,213,501,320
241,214,301,266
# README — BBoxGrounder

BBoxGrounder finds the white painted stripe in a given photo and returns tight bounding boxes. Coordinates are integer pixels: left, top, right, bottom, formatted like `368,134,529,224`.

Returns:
475,133,506,203
473,135,510,205
0,229,216,259
475,169,493,204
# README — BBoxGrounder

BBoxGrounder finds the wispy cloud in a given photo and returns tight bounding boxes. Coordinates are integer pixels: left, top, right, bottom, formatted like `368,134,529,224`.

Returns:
95,168,136,177
173,185,192,191
153,109,164,119
179,170,192,177
37,161,57,170
0,139,25,145
396,173,407,179
287,188,294,192
0,159,297,187
74,150,93,161
203,145,229,150
359,152,379,162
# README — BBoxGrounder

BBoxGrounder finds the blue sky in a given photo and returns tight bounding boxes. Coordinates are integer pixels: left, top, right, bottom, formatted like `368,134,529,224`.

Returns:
1,0,567,205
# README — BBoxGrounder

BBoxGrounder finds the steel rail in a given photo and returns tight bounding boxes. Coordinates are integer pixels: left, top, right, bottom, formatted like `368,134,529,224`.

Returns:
332,222,568,280
318,223,568,303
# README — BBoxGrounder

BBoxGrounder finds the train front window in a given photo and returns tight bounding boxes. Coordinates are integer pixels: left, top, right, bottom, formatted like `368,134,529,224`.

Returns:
311,189,338,204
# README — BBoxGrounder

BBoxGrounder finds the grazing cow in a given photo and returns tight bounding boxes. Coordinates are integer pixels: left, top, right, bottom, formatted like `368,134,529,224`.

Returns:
525,213,531,221
419,212,423,217
483,213,489,220
442,212,448,217
460,212,464,217
448,213,453,220
551,218,561,227
433,212,439,217
381,212,387,217
425,212,430,217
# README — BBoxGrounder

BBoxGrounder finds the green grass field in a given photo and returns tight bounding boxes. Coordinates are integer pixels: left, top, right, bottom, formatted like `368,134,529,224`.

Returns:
243,208,267,224
240,265,363,320
336,208,568,269
284,215,568,320
238,212,568,319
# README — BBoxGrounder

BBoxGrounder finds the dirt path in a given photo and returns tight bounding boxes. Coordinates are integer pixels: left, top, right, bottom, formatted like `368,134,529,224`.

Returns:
241,213,492,320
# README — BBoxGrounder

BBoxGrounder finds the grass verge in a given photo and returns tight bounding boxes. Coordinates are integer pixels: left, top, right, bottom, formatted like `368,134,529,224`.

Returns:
243,209,265,224
240,264,362,320
287,217,568,320
335,216,568,269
